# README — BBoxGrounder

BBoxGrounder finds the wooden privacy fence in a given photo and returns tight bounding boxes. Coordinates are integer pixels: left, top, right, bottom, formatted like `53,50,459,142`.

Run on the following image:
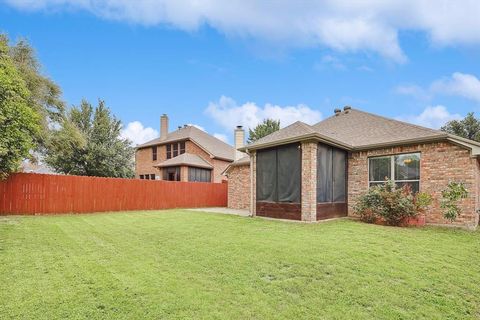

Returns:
0,173,228,215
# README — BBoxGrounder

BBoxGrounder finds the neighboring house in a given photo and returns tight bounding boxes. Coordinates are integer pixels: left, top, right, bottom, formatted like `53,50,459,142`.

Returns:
135,114,242,183
226,107,480,229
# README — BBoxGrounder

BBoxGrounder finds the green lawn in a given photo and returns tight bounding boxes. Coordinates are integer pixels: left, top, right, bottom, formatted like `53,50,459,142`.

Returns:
1,210,479,319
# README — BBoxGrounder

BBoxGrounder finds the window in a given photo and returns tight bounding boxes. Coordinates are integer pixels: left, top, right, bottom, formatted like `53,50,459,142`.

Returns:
173,143,178,157
180,141,186,154
256,143,301,203
166,142,186,159
317,144,346,203
163,166,181,181
139,175,144,179
150,174,156,180
188,167,212,182
369,153,420,193
152,146,157,161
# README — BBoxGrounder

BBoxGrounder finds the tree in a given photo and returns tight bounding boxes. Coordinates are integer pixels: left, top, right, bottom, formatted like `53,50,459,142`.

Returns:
0,37,40,179
45,100,135,178
247,119,280,143
2,34,65,150
441,113,480,142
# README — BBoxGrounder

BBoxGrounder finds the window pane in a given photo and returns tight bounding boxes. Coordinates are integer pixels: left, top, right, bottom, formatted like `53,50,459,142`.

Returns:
152,146,157,161
394,153,420,181
369,157,391,182
166,145,171,159
140,175,144,179
173,144,178,157
206,170,211,182
150,174,155,180
277,144,301,203
395,181,419,193
369,182,384,188
180,142,186,154
317,144,333,203
256,149,277,202
332,149,346,202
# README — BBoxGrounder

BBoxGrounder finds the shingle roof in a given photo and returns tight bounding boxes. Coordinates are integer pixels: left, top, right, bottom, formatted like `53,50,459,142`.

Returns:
154,153,213,169
242,108,480,154
138,125,235,161
312,109,446,148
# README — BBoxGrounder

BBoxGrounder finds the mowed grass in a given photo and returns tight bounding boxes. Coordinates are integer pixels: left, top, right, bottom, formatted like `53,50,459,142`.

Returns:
1,211,479,319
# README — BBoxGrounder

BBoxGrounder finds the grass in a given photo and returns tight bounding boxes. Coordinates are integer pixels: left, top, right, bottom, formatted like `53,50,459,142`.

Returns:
1,210,479,319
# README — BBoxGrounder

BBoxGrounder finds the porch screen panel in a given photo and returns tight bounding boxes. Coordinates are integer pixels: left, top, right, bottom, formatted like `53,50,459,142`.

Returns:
277,144,301,202
317,144,333,202
332,149,346,202
256,149,277,202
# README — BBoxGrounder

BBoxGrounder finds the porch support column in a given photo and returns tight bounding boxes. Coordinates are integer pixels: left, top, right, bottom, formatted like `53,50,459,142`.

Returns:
250,151,257,217
301,141,317,222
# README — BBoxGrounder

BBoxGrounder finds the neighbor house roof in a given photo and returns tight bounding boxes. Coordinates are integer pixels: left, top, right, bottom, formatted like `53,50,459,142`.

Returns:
241,108,480,155
137,125,235,161
222,155,251,175
154,153,213,169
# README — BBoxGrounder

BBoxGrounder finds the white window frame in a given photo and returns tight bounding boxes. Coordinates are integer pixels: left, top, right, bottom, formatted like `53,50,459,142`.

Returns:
368,152,421,190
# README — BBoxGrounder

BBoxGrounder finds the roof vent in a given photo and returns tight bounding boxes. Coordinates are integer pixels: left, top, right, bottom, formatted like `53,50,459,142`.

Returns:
178,126,182,129
334,108,341,116
183,124,188,128
343,106,352,113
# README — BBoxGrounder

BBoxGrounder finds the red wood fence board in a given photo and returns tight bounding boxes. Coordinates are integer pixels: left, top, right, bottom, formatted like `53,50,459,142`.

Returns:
0,173,227,215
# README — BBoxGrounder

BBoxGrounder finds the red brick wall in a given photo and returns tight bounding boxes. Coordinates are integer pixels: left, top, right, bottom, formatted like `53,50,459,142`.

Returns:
227,164,250,210
348,141,479,229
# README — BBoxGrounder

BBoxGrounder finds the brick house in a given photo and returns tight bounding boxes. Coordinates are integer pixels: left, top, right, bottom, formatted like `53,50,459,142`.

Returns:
135,115,242,183
226,107,480,229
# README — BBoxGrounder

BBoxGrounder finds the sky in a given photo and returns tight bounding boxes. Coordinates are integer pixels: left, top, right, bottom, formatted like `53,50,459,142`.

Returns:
2,1,480,145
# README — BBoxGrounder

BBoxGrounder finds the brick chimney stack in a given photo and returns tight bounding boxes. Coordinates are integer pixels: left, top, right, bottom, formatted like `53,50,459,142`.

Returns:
160,114,169,140
234,125,245,160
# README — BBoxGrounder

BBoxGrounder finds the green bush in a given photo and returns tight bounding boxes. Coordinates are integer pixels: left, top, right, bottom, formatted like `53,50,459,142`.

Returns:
354,180,432,226
440,182,468,221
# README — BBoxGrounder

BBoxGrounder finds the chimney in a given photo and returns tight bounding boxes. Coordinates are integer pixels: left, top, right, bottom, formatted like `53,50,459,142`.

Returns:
334,108,341,116
234,125,245,160
160,114,169,140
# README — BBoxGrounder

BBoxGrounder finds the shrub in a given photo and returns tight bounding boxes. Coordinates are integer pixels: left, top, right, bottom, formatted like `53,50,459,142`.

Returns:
354,179,432,226
440,182,468,221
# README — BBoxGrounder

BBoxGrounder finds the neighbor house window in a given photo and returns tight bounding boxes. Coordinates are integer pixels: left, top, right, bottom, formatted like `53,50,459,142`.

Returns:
139,175,144,179
166,142,186,159
152,146,157,161
166,145,172,159
150,174,156,180
163,166,181,181
188,167,211,182
369,153,420,193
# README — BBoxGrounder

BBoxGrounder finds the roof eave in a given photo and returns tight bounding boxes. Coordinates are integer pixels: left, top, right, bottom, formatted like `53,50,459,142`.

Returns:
240,133,353,152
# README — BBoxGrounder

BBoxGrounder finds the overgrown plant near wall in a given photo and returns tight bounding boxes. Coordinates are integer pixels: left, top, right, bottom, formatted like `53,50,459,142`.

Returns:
440,182,468,221
354,180,432,226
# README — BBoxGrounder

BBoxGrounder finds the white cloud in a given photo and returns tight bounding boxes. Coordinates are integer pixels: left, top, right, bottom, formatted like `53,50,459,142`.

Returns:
431,72,480,102
397,105,462,129
314,55,347,71
120,121,158,145
6,1,480,62
205,96,322,131
213,133,228,143
396,72,480,103
187,123,205,131
395,84,431,101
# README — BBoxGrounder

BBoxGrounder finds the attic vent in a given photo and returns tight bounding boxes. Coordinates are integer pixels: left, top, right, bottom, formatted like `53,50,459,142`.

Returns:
343,106,352,113
334,108,341,116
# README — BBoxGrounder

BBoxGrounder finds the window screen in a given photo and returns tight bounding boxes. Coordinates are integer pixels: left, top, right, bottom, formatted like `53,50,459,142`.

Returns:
256,143,301,203
188,167,212,182
317,144,347,203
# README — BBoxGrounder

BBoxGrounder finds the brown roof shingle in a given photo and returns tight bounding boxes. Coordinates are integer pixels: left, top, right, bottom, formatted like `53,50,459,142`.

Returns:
154,153,213,169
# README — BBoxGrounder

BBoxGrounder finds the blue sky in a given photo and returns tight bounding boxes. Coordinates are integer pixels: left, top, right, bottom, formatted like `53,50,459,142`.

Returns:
2,1,480,144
